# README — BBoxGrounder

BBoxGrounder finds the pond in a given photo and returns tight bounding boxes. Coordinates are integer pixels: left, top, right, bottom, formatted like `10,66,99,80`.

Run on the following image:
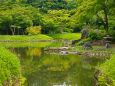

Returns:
5,42,109,86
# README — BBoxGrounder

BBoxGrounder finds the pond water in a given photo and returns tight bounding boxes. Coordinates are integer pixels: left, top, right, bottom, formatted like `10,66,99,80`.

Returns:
7,42,108,86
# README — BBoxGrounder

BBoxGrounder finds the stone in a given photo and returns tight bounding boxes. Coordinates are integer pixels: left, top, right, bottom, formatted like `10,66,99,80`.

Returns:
60,51,68,55
94,29,100,33
71,28,90,46
82,42,93,50
62,42,70,47
81,29,89,39
92,39,106,46
62,43,65,47
105,43,112,48
72,39,81,45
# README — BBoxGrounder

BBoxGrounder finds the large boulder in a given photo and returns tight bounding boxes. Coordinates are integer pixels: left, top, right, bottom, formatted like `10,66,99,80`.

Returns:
82,42,93,50
81,29,89,39
91,39,106,45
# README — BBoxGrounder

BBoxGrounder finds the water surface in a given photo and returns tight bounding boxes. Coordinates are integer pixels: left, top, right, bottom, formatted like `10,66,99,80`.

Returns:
7,42,107,86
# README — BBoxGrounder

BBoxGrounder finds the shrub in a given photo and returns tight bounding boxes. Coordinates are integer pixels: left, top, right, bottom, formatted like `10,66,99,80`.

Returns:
26,26,42,35
0,45,20,85
63,27,73,33
88,30,103,40
98,55,115,86
75,38,92,46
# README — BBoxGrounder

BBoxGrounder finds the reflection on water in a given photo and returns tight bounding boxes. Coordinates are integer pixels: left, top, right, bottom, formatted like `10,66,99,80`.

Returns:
26,48,42,56
9,47,106,86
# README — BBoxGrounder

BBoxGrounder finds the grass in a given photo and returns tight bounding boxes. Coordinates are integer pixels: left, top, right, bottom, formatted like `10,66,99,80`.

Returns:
0,42,52,48
73,45,115,53
97,55,115,86
48,33,81,40
0,41,64,48
0,33,81,41
0,34,53,41
0,45,21,85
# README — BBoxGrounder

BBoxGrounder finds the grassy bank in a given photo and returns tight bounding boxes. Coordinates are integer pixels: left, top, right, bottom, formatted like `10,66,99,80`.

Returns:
97,55,115,86
48,33,81,40
0,33,81,41
73,45,115,54
0,42,63,48
0,45,21,85
0,34,53,41
0,42,52,48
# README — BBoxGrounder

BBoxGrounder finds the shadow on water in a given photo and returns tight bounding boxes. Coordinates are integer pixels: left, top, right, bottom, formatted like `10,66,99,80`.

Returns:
8,43,108,86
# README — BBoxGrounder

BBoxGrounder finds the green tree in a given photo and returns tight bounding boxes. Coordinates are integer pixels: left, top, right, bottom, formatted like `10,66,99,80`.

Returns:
42,9,72,33
0,6,42,35
74,0,115,32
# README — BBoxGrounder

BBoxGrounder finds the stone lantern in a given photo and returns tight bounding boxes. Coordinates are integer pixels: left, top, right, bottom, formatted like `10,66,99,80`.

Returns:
103,35,112,48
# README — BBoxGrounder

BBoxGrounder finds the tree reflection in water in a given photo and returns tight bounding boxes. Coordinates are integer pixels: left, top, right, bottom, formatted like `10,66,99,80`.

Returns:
9,47,106,86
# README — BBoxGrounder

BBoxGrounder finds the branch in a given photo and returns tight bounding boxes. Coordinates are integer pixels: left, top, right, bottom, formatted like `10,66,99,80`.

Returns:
96,13,105,26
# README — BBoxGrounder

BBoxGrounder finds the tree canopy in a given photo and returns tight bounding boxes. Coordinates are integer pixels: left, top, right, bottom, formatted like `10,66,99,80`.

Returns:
0,0,114,35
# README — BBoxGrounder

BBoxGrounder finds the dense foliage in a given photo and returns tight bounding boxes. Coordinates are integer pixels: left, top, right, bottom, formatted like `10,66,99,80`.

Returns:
98,55,115,86
26,26,42,35
0,0,115,35
0,45,20,85
88,30,103,40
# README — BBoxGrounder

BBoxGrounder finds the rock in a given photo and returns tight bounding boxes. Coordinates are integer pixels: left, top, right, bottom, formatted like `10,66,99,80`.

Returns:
68,51,78,54
105,43,112,48
62,42,70,47
62,42,65,47
62,47,69,50
94,29,100,33
92,39,106,45
60,51,78,55
82,42,93,50
72,39,81,45
60,51,69,55
81,29,89,39
71,28,89,46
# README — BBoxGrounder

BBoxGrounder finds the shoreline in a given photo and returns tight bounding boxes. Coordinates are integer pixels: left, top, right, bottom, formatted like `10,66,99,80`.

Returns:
0,40,55,42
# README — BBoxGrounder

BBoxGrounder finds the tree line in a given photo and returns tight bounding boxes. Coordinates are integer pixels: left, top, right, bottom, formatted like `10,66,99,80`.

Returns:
0,0,114,35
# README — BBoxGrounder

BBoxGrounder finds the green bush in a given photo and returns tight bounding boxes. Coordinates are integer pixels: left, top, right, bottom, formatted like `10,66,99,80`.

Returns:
98,55,115,86
63,27,73,33
0,46,20,85
88,30,103,40
26,26,42,35
75,38,92,46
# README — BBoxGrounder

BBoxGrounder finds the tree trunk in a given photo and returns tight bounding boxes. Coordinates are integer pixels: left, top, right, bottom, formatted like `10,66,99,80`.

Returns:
10,27,15,35
96,2,109,33
10,28,14,35
18,28,19,35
